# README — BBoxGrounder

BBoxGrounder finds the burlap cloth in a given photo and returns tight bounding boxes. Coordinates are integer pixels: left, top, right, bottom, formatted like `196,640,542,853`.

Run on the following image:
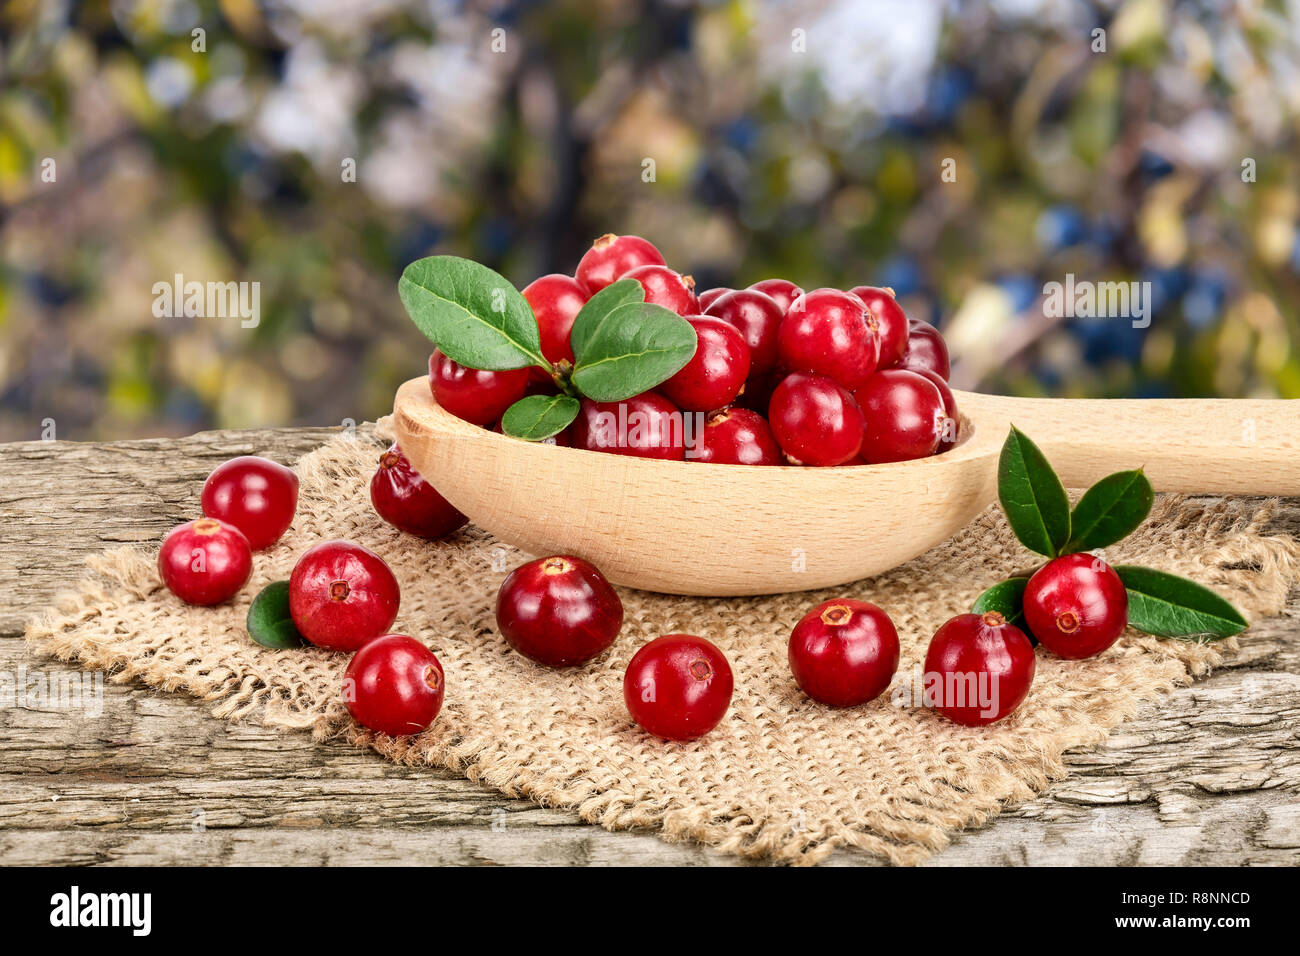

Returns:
25,420,1300,864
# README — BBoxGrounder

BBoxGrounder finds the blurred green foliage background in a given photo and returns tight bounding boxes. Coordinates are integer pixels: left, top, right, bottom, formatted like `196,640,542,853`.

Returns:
2,0,1298,441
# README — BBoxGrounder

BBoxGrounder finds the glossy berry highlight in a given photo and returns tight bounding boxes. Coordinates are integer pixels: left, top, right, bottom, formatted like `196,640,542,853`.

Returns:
370,443,468,539
747,278,805,313
571,393,686,461
924,611,1036,726
201,456,299,550
778,288,881,391
344,634,445,737
158,517,253,606
788,599,900,708
704,288,785,374
495,555,624,667
522,273,587,370
768,372,864,466
289,540,401,652
623,264,698,316
856,368,949,463
624,634,734,741
894,320,951,381
428,349,530,427
696,408,781,465
659,316,750,412
1023,554,1129,659
575,233,665,295
849,286,910,369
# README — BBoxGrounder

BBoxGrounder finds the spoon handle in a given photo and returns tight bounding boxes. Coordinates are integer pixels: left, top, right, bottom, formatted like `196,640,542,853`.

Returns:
955,392,1300,494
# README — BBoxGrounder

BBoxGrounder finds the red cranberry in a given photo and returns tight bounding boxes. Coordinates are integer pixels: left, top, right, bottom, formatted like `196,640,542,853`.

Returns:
695,408,782,465
788,599,900,707
575,233,665,295
158,517,252,605
778,288,881,391
495,555,623,667
849,285,910,368
924,611,1036,726
344,634,444,736
624,634,733,741
747,278,805,313
200,456,298,550
659,316,750,412
910,366,960,451
704,289,784,374
768,372,863,466
893,320,951,380
1023,554,1129,659
289,540,401,652
370,443,468,539
428,349,530,426
856,369,949,464
571,393,685,460
697,287,732,312
623,264,698,316
522,273,587,370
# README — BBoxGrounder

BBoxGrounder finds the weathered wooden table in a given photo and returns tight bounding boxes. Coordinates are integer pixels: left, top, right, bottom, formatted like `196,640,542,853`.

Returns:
2,426,1297,865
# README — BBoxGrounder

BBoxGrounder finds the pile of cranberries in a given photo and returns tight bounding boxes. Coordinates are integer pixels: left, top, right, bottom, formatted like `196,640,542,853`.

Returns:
156,446,469,740
429,233,957,466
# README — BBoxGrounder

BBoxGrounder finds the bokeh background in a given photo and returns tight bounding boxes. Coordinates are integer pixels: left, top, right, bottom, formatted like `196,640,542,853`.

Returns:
2,0,1298,441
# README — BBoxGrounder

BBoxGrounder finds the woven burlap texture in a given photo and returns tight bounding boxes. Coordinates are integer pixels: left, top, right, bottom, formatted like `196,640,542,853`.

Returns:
25,421,1300,864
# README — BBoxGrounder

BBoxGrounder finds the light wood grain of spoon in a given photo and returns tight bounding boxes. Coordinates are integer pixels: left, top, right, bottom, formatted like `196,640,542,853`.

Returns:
393,377,1300,596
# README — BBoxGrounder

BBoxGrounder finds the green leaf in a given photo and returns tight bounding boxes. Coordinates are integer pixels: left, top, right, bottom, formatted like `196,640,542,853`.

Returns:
569,278,646,362
246,581,306,650
998,426,1071,557
972,577,1029,628
1066,469,1154,552
1114,565,1248,641
398,256,548,371
500,394,580,441
571,302,698,402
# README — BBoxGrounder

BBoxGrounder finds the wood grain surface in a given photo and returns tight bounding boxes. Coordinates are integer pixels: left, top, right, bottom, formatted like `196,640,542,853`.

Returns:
2,425,1297,865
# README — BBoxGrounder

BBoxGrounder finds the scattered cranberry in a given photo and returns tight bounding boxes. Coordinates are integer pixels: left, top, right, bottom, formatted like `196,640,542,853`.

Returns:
893,320,951,381
624,634,733,741
623,264,699,316
575,233,666,295
748,278,805,313
428,349,530,426
659,316,751,412
788,599,900,708
158,517,253,605
768,372,864,466
289,540,401,652
370,443,468,539
856,369,949,464
495,555,623,667
849,285,910,369
571,393,686,460
1023,554,1129,659
200,456,299,550
778,288,880,391
924,611,1036,726
705,289,785,374
344,634,444,737
696,408,782,465
522,273,587,370
697,287,732,312
910,366,960,451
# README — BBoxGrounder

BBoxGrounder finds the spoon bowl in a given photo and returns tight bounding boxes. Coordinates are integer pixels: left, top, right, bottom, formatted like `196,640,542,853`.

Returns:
393,377,1300,596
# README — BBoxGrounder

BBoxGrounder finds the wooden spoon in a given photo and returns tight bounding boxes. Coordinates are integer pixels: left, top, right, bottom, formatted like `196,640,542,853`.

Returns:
393,377,1300,596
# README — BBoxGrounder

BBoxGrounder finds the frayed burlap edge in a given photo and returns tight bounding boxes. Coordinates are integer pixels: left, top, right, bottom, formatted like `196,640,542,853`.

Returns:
24,423,1300,865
